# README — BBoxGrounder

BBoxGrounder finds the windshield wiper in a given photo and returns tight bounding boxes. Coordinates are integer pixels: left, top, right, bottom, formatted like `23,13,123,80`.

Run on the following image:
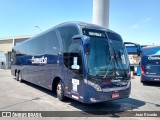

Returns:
113,48,128,77
113,48,122,76
103,56,114,78
111,47,126,77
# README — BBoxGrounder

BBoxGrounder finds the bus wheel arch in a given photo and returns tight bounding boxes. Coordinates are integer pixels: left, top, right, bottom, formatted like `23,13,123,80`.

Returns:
52,77,65,101
52,77,60,92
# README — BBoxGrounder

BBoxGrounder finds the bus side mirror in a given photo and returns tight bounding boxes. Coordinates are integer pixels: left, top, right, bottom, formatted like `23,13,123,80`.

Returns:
137,50,140,56
119,49,123,55
72,35,91,55
83,39,90,55
136,45,141,56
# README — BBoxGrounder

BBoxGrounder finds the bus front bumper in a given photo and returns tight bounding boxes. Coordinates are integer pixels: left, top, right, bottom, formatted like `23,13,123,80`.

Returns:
88,83,131,103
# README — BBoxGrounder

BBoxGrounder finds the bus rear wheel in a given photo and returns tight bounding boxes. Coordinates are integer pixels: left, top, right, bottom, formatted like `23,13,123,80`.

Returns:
16,72,19,81
18,71,23,83
56,81,65,101
16,71,23,82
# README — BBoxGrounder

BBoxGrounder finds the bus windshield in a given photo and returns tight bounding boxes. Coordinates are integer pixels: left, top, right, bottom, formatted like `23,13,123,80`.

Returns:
88,36,113,76
82,29,130,77
143,46,160,56
83,29,113,76
107,32,130,70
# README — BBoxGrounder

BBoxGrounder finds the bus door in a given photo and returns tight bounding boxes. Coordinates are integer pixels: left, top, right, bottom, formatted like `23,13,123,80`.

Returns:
63,39,85,101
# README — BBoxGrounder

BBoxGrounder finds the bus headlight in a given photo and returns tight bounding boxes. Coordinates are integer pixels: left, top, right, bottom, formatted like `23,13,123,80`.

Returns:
84,79,102,92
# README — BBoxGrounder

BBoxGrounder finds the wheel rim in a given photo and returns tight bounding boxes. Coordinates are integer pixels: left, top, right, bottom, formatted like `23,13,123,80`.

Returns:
16,72,19,80
57,83,62,97
19,73,21,81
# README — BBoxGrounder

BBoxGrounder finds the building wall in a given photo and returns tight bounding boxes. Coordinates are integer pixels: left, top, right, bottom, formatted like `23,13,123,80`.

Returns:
0,51,6,69
0,39,13,52
0,36,31,69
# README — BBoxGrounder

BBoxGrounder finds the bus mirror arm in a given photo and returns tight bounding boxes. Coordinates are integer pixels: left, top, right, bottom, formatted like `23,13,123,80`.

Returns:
83,39,90,55
136,45,141,56
58,52,62,55
72,35,91,55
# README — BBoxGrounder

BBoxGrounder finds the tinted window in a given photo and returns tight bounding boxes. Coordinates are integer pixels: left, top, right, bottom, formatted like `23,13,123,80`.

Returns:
45,30,60,55
14,30,60,55
143,47,160,56
107,32,130,70
32,35,45,55
83,28,112,76
107,32,122,41
58,26,79,53
15,36,45,55
63,39,83,75
126,46,138,53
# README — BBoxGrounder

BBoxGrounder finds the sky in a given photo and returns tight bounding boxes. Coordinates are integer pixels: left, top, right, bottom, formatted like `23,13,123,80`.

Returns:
0,0,160,45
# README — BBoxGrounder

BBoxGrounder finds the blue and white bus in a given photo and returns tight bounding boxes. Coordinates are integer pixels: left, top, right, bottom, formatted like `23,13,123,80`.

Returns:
141,46,160,83
11,22,131,103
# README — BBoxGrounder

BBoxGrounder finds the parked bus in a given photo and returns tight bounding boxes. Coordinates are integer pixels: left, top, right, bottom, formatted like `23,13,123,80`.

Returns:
124,42,141,75
141,46,160,83
11,22,131,103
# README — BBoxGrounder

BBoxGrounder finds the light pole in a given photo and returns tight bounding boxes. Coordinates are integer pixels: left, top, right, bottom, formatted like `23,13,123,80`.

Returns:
35,26,42,33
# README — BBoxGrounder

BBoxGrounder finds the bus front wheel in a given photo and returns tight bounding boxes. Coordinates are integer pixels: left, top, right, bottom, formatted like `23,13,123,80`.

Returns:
56,81,65,101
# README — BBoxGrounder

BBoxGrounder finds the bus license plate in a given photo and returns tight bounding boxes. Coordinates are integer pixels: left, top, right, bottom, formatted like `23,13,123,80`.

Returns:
154,78,160,81
112,93,119,99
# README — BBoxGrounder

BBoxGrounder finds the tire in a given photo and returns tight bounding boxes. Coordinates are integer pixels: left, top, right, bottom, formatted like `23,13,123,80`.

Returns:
18,71,23,83
56,81,65,101
16,71,23,82
140,77,144,83
141,80,147,85
16,71,19,81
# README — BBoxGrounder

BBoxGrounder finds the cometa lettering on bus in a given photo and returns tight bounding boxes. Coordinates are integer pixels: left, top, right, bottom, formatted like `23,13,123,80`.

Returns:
32,56,47,64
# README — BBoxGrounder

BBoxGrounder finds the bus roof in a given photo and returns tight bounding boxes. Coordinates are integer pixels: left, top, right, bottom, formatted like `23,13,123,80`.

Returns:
13,22,119,49
56,21,117,33
143,45,160,50
142,45,160,56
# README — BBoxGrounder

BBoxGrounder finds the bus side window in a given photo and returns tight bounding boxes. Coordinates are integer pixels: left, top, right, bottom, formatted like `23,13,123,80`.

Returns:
45,30,60,55
58,26,83,75
64,39,83,75
58,26,79,53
